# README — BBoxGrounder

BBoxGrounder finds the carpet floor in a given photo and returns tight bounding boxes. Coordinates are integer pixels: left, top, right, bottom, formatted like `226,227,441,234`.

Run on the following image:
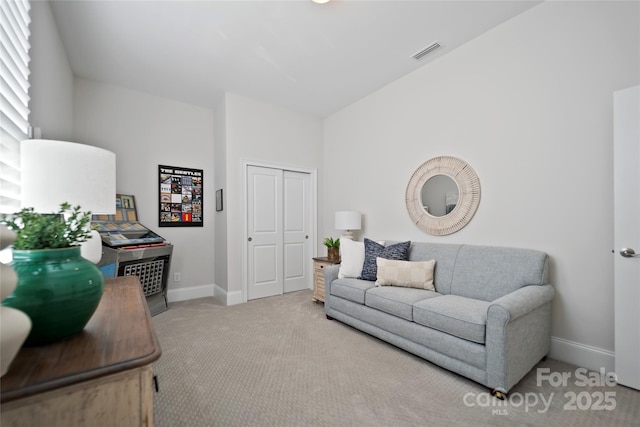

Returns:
152,290,639,427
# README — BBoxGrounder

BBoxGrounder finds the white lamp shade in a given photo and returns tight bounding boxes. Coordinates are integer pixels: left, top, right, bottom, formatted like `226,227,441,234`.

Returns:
21,139,116,214
335,211,361,231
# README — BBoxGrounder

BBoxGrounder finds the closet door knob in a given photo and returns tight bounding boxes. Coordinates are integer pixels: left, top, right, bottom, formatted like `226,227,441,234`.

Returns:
248,237,252,242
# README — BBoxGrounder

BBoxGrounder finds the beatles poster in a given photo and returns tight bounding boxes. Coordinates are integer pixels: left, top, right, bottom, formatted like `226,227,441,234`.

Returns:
159,165,203,227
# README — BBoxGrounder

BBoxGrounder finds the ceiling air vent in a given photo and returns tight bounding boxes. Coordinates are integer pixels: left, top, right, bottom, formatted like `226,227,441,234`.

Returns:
413,42,441,61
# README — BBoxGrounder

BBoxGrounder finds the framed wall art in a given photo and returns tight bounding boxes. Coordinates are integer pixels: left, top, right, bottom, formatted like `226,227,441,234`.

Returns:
216,189,223,212
159,165,203,227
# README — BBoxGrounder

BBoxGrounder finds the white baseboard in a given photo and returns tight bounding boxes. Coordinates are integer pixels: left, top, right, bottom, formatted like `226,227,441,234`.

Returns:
166,283,244,306
227,290,243,305
167,284,214,303
213,284,244,306
550,336,615,373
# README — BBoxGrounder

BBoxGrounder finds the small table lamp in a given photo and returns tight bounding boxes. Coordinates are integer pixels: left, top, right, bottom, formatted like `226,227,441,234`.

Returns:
21,139,116,263
335,211,361,240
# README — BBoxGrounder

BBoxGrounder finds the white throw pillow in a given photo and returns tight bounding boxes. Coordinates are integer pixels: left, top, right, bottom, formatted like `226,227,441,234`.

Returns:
375,257,436,291
338,239,365,278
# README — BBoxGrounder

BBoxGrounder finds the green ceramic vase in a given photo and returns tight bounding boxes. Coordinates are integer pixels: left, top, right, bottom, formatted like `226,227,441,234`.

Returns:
2,247,104,346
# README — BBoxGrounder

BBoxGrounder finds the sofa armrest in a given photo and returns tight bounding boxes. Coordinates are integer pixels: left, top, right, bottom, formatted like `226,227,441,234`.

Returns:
486,284,555,393
323,264,340,313
489,284,555,322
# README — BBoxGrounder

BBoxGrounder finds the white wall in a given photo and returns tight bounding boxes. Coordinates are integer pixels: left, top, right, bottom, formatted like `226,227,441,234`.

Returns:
222,93,324,304
73,78,216,300
323,1,639,370
28,0,73,140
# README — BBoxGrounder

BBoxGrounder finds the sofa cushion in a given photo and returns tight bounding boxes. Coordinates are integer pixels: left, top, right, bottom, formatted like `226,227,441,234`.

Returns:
360,239,410,281
338,239,385,279
375,258,436,290
330,278,375,305
413,295,490,344
365,286,441,321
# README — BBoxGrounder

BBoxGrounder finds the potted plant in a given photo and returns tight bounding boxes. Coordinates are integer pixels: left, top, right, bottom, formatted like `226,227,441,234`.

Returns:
0,203,104,346
323,237,340,261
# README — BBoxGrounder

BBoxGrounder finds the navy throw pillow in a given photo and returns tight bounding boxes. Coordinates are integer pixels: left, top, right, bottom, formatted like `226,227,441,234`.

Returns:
359,238,411,281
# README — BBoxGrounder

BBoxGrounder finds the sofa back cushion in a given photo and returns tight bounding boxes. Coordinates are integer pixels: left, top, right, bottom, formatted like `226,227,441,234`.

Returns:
407,242,462,294
406,242,549,301
450,245,549,302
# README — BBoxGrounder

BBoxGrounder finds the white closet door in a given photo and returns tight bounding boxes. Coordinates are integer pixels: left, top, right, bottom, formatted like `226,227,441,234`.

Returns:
247,166,283,300
247,166,313,300
283,170,311,293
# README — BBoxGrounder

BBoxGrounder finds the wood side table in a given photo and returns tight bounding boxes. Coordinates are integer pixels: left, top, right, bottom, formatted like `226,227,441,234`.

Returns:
0,276,162,427
312,257,340,303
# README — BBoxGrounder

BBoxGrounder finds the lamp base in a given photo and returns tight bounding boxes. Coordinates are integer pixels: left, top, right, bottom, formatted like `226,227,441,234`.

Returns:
81,229,103,264
340,231,355,240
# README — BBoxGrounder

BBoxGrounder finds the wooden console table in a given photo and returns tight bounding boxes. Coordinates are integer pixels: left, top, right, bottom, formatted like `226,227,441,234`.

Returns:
1,276,162,427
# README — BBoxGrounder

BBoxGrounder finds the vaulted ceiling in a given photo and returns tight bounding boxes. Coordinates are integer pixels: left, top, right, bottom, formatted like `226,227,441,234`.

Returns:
50,0,541,117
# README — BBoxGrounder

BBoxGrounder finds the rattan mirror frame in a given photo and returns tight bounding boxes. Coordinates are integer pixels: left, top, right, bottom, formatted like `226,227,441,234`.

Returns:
405,156,480,236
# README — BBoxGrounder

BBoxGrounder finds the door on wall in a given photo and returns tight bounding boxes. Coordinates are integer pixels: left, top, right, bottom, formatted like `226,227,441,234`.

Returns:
247,166,311,300
613,85,640,391
283,170,312,293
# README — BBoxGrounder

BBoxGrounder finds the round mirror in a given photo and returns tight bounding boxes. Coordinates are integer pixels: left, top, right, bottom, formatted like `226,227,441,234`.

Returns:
421,175,459,217
406,156,480,235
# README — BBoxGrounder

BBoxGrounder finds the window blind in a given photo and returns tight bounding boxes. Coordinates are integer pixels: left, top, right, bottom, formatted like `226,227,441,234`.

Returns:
0,0,31,214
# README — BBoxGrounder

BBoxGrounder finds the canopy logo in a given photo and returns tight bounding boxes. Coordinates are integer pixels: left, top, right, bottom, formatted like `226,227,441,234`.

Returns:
462,367,617,415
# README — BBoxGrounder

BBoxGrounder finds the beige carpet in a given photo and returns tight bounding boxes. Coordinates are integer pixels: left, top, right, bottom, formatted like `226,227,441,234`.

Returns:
152,290,639,427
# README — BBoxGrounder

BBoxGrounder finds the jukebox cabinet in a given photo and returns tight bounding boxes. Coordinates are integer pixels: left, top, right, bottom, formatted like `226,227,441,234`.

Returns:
95,194,173,315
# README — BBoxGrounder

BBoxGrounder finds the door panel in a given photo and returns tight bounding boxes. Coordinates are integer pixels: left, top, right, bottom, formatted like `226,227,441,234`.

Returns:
247,166,282,300
614,85,640,390
254,176,278,232
284,176,304,231
253,245,277,284
284,243,305,278
283,170,311,293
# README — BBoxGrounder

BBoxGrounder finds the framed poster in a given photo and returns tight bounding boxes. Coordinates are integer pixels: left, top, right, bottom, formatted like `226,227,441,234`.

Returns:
159,165,203,227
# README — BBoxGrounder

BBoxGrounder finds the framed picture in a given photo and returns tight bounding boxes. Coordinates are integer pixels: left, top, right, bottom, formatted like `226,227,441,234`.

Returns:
159,165,203,227
216,189,223,212
120,195,134,210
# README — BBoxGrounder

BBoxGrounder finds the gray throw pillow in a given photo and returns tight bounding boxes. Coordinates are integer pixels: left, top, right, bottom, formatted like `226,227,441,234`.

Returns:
359,238,411,281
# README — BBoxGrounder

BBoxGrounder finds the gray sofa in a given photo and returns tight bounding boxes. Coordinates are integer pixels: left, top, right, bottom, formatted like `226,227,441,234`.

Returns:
323,242,554,396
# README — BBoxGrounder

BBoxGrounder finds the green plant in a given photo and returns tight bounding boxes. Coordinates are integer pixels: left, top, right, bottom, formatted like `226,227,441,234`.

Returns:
1,203,93,250
323,237,340,248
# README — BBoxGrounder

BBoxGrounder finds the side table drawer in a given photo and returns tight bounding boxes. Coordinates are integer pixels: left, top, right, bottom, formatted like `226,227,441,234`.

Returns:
1,366,154,427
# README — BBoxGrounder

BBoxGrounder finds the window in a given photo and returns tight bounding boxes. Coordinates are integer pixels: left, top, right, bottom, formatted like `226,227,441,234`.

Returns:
0,0,31,214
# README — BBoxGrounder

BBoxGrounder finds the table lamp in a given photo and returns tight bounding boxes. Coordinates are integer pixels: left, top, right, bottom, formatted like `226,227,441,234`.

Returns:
335,211,361,240
21,139,116,263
